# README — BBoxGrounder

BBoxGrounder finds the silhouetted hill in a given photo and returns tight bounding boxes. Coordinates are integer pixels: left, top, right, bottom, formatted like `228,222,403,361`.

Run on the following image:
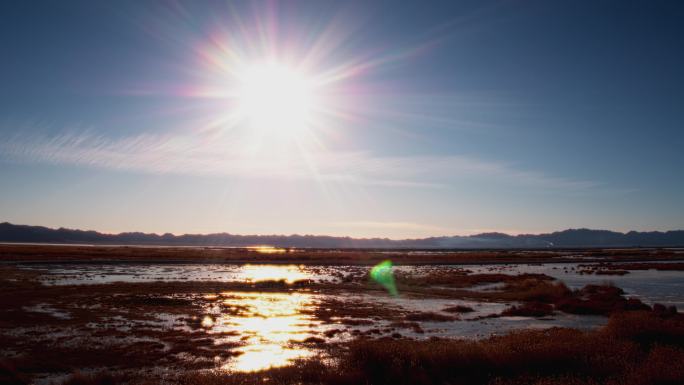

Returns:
0,222,683,248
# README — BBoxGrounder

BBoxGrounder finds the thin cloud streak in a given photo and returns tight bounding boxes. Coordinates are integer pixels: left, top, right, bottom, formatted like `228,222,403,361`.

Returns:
0,130,599,192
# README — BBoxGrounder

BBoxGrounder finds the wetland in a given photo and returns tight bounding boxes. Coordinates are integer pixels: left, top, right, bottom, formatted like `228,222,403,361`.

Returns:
1,245,683,385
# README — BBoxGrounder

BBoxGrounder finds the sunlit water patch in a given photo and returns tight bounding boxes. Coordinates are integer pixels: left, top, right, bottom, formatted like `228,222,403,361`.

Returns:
237,264,309,283
201,291,322,372
246,246,291,254
26,263,354,286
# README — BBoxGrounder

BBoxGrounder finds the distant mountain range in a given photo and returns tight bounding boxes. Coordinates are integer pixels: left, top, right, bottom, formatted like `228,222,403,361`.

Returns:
1,222,683,249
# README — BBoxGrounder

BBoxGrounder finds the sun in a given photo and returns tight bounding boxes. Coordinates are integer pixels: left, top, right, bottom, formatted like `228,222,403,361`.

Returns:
237,62,315,136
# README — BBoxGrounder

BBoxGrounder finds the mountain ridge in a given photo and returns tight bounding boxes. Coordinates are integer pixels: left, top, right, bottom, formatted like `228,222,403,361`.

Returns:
1,222,684,248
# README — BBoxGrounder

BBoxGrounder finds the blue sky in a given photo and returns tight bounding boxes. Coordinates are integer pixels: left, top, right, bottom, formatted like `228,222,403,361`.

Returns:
1,0,682,238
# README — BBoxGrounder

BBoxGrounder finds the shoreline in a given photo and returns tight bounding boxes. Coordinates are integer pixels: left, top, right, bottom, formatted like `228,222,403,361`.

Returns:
1,244,683,266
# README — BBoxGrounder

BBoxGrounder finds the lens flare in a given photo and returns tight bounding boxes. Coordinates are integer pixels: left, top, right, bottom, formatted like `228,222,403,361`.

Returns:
370,259,398,296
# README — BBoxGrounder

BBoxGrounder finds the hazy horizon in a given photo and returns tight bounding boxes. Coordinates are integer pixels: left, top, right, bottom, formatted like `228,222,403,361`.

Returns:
1,1,683,238
3,221,683,242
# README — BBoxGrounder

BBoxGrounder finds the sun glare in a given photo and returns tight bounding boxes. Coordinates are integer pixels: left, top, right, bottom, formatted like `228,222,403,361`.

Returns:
238,63,315,136
188,21,376,170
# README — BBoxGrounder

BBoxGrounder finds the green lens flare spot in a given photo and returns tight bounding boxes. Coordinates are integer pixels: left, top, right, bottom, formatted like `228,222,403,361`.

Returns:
370,259,398,296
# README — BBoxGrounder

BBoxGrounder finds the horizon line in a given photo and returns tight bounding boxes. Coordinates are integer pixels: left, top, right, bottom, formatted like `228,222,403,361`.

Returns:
2,221,683,241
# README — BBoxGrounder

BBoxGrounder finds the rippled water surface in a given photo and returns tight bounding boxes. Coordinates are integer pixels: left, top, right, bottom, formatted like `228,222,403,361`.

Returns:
207,291,319,372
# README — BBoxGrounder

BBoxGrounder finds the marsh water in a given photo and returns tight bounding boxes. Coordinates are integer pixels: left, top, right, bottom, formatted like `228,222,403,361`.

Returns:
26,261,684,307
16,261,684,374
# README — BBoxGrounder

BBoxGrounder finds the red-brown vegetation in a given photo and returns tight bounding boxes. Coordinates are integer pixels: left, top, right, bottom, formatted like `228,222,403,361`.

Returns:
161,310,684,385
501,302,554,317
577,262,684,276
2,244,681,265
61,372,118,385
555,284,651,315
404,312,457,322
442,305,475,313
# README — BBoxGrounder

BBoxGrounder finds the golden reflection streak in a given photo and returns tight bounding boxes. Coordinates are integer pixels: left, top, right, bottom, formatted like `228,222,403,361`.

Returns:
201,315,215,328
209,292,318,372
237,264,308,284
248,246,289,254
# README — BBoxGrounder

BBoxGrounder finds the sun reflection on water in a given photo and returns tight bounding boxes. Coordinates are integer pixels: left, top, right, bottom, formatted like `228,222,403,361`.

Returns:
206,291,319,372
247,246,289,254
201,315,215,328
237,264,308,284
231,343,313,372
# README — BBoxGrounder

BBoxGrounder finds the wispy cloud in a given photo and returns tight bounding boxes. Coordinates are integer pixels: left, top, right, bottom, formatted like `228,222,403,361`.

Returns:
0,129,600,193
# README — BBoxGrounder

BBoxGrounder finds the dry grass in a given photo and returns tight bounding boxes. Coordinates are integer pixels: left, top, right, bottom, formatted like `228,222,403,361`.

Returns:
395,271,553,289
555,284,650,315
60,372,119,385
333,311,684,385
442,305,475,313
501,302,554,317
2,244,681,265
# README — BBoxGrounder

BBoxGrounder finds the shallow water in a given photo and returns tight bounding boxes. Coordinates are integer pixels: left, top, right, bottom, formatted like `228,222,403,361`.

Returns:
27,263,350,285
18,261,684,372
459,262,684,307
207,291,320,372
25,261,684,307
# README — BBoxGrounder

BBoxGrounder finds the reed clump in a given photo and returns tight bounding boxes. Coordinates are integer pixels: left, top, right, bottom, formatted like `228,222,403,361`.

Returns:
332,310,684,385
